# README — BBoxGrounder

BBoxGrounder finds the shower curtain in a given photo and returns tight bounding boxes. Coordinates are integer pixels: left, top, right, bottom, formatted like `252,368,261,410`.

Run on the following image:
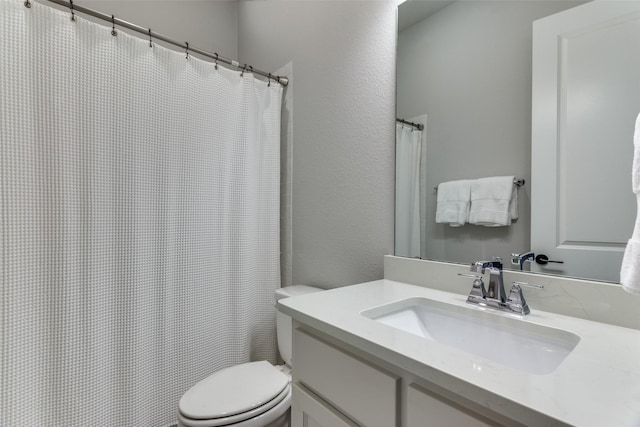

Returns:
395,123,422,258
0,1,282,426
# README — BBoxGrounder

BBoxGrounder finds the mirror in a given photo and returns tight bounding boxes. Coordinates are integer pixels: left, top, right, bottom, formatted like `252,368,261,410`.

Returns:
395,0,640,283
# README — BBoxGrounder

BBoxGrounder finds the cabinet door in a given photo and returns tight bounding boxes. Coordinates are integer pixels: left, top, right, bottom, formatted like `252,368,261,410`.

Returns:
291,383,358,427
407,384,501,427
293,328,398,427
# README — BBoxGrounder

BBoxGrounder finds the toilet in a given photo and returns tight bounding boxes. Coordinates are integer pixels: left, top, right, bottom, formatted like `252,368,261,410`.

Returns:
177,285,322,427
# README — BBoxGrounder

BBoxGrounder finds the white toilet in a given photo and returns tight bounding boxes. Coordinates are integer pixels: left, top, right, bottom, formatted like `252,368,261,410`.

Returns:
177,285,322,427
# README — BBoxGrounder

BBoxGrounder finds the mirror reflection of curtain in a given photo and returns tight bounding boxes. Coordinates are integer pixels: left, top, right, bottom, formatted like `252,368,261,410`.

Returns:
395,123,422,257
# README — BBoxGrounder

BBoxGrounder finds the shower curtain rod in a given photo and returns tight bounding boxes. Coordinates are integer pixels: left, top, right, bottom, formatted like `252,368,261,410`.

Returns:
36,0,289,87
396,118,424,131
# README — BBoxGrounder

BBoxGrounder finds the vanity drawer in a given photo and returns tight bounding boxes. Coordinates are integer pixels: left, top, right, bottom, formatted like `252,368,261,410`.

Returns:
407,383,502,427
293,328,399,427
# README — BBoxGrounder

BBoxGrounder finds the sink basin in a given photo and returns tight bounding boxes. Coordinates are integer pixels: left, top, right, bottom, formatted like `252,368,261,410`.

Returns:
361,297,580,375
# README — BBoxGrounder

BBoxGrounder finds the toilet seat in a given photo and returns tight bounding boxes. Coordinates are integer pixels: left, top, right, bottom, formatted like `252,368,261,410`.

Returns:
179,361,290,427
178,386,290,427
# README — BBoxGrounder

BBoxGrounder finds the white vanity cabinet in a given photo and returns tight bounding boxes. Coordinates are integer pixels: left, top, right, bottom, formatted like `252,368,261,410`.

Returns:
291,328,399,427
406,383,502,427
291,326,517,427
281,279,640,426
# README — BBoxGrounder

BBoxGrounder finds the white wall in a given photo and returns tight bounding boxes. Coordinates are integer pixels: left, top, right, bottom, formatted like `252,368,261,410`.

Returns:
397,1,583,266
67,1,238,58
238,1,398,289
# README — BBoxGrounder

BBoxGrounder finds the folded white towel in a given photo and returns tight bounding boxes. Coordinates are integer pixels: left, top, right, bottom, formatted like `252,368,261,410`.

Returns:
620,113,640,294
469,176,518,227
435,180,471,227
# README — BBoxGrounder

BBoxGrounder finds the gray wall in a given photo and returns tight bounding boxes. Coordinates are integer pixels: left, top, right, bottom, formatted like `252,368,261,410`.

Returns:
76,1,238,58
397,1,583,266
238,1,397,289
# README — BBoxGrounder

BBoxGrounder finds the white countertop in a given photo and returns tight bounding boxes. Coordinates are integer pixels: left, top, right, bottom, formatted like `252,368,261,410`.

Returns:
279,280,640,427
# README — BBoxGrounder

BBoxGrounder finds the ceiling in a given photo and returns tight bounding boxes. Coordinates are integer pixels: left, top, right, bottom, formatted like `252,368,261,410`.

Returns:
397,0,454,32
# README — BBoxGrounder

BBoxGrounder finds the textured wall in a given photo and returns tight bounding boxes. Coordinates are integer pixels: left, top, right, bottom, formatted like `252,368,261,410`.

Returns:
238,1,398,288
397,1,583,266
65,0,238,58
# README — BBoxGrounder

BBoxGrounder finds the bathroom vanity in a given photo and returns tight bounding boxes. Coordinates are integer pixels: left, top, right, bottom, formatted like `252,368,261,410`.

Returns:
279,259,640,427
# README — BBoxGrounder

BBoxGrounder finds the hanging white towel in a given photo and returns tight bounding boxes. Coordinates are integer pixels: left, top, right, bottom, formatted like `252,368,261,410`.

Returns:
620,113,640,295
469,176,518,227
435,180,471,227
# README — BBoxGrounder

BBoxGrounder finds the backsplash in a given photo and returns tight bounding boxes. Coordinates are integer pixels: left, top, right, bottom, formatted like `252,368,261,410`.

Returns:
384,255,640,330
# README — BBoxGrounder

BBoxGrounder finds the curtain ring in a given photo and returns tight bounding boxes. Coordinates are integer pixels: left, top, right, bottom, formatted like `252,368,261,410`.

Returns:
148,29,153,48
70,0,76,21
24,0,31,8
185,42,190,60
214,53,218,70
111,15,117,36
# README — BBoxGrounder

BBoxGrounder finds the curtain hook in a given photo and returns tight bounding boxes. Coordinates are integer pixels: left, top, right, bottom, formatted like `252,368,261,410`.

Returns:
24,0,31,8
268,73,271,87
70,0,76,21
148,29,153,48
214,53,218,70
111,15,117,36
185,42,190,60
248,65,253,75
240,64,247,77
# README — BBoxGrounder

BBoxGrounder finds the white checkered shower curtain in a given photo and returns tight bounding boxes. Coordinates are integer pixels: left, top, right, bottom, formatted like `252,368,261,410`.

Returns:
0,1,282,425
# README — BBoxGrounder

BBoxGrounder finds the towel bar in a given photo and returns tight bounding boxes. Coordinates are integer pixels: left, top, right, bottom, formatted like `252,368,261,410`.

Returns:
434,177,525,191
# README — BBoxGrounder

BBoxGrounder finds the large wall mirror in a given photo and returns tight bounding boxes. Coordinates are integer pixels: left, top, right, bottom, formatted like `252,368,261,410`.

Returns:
395,0,640,283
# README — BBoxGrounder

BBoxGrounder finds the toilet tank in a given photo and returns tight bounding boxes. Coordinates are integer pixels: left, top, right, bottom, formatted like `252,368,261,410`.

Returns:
275,285,323,366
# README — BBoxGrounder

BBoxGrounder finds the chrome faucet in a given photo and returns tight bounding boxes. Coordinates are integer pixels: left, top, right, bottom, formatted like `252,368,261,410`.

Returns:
460,257,543,315
470,257,506,303
511,251,535,271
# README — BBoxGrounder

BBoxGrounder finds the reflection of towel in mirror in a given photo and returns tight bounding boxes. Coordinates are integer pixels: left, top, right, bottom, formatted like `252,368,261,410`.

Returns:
469,176,518,227
620,113,640,295
435,180,471,227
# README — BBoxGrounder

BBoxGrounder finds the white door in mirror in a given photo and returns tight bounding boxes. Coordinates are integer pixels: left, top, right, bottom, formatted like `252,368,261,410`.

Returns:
531,1,640,282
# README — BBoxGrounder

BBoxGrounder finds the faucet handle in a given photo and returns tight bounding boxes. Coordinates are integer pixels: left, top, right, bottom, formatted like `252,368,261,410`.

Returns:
459,273,486,300
512,280,544,289
507,281,542,315
458,273,482,279
507,282,530,315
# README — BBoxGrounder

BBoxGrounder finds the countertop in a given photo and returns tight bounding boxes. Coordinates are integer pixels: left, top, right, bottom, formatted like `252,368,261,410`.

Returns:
278,279,640,427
